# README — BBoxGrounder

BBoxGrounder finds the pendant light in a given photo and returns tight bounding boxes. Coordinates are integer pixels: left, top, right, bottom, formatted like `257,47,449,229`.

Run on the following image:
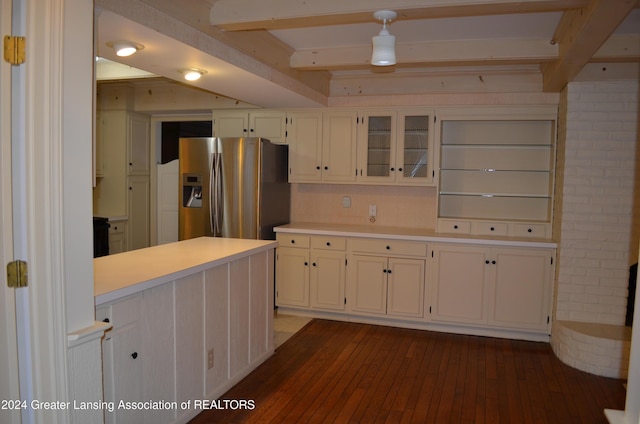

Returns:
371,10,397,66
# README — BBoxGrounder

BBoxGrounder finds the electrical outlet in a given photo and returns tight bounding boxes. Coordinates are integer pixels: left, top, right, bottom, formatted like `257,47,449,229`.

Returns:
369,204,377,217
207,349,214,369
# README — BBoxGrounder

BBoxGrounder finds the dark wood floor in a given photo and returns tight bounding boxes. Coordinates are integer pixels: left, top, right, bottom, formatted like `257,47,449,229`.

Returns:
190,319,627,424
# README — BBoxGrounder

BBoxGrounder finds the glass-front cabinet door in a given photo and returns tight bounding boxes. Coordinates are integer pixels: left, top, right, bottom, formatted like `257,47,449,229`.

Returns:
356,109,434,185
396,111,434,185
357,110,396,183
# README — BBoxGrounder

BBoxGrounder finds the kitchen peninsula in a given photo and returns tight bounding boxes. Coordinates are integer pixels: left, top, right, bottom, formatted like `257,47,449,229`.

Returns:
94,237,276,424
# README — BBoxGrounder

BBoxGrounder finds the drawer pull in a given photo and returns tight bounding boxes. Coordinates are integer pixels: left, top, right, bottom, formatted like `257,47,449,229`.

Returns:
453,225,458,229
490,227,495,231
326,242,331,246
131,352,138,359
291,240,295,244
528,228,533,233
386,245,390,250
102,318,110,323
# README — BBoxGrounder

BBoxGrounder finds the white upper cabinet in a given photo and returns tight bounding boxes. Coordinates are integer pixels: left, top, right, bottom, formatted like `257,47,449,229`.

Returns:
213,110,286,144
321,110,358,182
357,108,435,185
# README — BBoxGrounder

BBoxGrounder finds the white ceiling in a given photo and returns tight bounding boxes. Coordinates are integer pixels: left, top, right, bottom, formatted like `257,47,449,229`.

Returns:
95,0,640,108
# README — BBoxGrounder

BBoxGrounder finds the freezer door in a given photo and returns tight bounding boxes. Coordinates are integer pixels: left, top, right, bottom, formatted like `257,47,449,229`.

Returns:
178,137,215,240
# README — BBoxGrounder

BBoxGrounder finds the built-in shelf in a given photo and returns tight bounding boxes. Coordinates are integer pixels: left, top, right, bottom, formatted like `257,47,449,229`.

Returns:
437,113,557,236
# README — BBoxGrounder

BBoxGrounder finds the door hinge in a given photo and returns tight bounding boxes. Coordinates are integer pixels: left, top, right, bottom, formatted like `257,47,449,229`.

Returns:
4,35,26,65
6,260,28,288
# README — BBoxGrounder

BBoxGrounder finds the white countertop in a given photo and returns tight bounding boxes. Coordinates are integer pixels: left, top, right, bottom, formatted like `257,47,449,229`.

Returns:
275,223,557,248
94,237,277,305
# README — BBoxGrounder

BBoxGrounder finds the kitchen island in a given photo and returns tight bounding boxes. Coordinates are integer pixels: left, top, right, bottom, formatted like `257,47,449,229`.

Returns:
94,237,276,424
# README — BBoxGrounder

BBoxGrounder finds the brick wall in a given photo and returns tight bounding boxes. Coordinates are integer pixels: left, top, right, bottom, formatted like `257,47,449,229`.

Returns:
555,80,639,324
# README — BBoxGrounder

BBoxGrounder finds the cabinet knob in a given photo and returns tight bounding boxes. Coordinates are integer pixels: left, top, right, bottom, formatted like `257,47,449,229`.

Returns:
490,227,495,231
290,240,295,244
250,129,254,132
398,167,403,172
528,228,533,233
386,245,390,250
383,269,388,273
129,162,132,166
485,260,490,264
453,225,458,229
316,166,321,170
324,166,328,170
243,129,248,132
102,318,110,323
387,269,392,274
326,242,331,246
390,167,395,171
312,262,317,267
131,352,138,359
492,260,496,265
304,262,308,266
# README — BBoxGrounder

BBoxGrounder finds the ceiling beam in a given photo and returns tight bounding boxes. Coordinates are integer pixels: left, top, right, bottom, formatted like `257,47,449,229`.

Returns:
289,32,640,71
291,38,559,70
542,0,637,91
210,0,589,30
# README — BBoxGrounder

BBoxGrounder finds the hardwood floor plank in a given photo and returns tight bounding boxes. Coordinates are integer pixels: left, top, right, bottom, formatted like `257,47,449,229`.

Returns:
189,320,627,424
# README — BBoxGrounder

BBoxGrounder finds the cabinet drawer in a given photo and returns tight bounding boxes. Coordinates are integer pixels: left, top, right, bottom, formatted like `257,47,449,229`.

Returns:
277,233,310,248
436,219,471,234
102,295,140,330
108,221,126,235
511,223,549,238
473,222,508,236
311,236,346,251
350,238,427,257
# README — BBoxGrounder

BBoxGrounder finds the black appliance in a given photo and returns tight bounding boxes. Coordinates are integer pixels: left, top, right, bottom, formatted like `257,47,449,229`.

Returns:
93,217,109,258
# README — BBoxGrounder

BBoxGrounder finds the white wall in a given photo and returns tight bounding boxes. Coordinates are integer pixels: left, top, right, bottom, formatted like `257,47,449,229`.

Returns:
555,80,640,324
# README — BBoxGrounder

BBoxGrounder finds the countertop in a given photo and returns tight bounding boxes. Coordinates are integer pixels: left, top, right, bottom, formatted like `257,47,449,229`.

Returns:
274,223,557,248
94,237,277,305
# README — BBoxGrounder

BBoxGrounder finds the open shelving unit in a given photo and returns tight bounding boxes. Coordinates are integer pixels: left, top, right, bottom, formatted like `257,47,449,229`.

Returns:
436,112,557,238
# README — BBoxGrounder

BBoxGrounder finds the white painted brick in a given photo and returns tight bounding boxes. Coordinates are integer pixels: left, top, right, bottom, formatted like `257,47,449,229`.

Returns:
555,80,638,326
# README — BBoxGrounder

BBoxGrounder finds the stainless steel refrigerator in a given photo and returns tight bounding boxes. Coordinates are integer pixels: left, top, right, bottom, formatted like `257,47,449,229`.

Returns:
178,137,290,240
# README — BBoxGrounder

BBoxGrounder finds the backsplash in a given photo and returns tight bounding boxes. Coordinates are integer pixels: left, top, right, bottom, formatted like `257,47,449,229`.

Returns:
290,183,437,229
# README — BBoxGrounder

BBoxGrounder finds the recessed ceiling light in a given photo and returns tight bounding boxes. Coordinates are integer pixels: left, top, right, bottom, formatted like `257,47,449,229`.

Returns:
106,41,144,57
181,68,207,81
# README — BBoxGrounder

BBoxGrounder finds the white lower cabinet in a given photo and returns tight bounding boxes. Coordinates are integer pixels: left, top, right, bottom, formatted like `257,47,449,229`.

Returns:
349,255,425,319
276,245,310,307
430,243,554,332
347,238,427,320
274,228,555,340
276,234,346,311
310,248,346,311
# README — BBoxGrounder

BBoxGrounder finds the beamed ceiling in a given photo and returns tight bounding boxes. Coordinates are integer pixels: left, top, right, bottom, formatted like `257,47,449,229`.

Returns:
95,0,640,108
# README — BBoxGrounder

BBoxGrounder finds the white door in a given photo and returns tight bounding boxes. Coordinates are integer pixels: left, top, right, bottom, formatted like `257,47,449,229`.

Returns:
157,159,179,244
1,0,27,423
0,5,21,423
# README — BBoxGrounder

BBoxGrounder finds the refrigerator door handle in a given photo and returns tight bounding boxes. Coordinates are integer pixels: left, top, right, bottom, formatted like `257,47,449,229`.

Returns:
209,153,215,235
211,152,223,236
